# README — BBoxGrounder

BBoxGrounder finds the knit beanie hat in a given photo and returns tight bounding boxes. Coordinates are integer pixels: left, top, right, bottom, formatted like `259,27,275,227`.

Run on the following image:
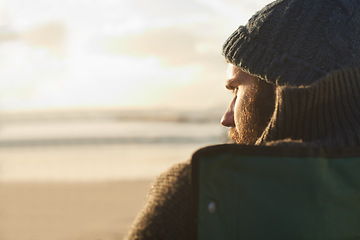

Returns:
223,0,360,86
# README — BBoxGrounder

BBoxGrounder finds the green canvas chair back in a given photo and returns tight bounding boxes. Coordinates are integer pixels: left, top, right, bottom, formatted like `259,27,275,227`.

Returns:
191,144,360,240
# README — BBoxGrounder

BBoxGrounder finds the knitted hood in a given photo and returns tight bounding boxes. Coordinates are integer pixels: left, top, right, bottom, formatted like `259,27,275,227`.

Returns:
257,66,360,147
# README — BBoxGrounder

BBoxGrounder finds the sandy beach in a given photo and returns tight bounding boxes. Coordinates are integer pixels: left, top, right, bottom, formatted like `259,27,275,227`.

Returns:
1,180,152,240
0,118,223,240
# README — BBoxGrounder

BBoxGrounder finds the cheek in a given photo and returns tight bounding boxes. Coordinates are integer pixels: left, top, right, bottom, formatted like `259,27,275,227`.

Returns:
233,86,248,126
233,98,241,129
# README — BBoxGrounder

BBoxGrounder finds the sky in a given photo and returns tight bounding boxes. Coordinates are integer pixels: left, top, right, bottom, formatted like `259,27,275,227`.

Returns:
0,0,273,111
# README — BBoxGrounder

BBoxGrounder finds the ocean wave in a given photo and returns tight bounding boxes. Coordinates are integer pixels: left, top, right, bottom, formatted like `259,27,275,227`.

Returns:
0,135,224,148
0,108,224,124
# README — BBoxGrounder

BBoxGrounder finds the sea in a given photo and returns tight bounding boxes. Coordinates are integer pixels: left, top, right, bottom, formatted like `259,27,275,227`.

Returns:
0,109,228,182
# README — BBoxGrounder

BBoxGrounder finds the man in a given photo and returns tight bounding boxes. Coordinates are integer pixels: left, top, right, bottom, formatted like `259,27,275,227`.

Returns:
126,0,360,239
220,65,275,145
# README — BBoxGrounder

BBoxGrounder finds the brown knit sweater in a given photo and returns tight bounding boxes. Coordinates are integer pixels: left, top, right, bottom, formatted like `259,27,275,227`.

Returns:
125,67,360,239
126,162,192,239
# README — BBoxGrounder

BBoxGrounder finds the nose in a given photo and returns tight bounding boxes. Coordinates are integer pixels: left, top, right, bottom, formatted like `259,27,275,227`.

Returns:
220,97,236,127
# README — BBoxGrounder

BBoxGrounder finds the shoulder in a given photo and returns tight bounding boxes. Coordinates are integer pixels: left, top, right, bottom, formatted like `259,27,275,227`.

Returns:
149,161,191,198
143,160,192,217
126,160,193,240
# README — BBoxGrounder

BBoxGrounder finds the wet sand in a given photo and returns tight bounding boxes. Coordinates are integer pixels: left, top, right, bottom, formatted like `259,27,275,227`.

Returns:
0,180,152,240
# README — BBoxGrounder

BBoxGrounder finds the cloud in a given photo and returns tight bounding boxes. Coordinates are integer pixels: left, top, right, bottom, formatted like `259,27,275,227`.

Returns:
123,0,213,19
102,26,223,66
194,0,274,27
2,0,275,111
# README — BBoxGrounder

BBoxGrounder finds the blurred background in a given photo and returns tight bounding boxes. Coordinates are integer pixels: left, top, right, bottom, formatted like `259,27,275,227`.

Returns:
0,0,272,239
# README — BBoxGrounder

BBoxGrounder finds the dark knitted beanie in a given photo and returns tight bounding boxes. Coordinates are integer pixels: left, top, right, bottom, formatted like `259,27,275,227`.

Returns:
223,0,360,86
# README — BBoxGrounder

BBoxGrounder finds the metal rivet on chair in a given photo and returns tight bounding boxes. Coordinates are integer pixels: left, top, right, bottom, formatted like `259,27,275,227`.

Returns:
208,201,216,213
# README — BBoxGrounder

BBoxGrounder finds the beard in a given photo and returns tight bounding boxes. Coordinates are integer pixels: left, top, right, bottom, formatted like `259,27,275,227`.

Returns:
228,122,261,144
229,127,241,143
228,78,276,145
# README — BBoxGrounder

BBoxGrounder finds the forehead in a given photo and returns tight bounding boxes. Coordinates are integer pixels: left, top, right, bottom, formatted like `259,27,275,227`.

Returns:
226,64,237,78
226,64,247,79
225,63,258,87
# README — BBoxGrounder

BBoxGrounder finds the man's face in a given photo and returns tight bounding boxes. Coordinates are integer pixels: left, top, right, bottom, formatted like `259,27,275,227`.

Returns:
221,64,276,144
